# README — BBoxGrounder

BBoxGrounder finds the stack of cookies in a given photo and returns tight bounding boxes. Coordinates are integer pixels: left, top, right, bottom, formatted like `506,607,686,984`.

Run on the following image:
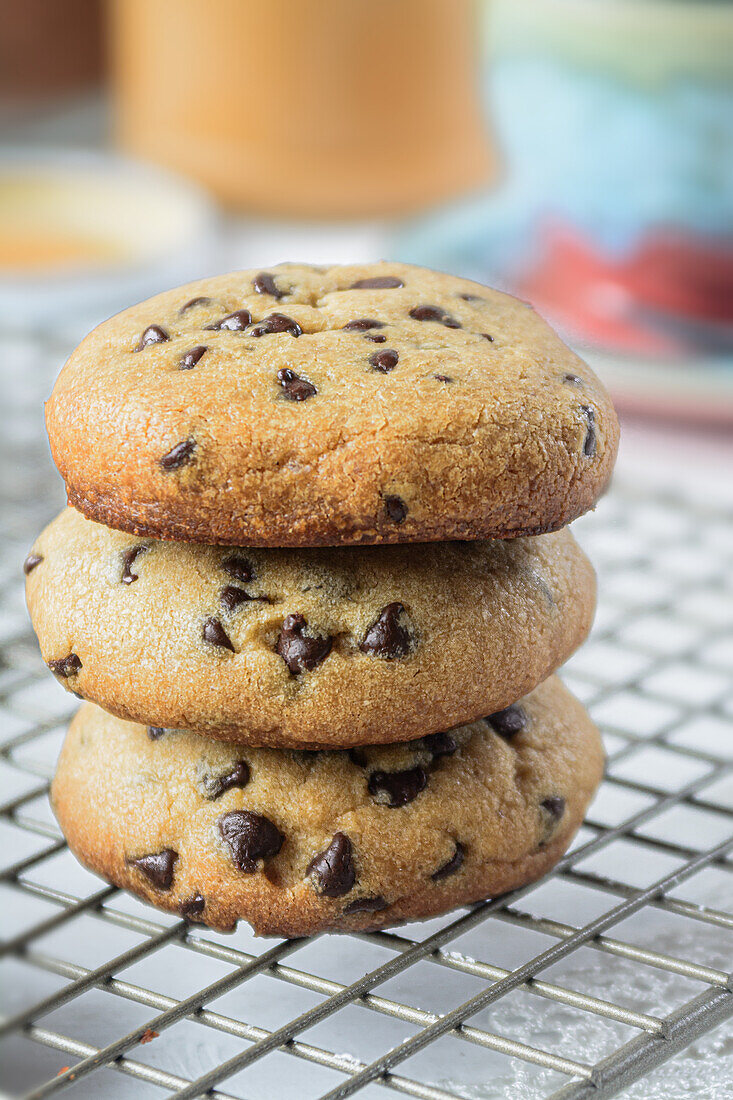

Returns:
26,262,618,937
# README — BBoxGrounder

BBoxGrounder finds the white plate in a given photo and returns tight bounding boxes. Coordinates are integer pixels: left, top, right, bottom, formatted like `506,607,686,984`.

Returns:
0,148,217,327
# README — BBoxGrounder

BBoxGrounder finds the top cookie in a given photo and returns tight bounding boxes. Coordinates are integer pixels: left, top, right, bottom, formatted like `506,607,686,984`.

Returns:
46,262,619,547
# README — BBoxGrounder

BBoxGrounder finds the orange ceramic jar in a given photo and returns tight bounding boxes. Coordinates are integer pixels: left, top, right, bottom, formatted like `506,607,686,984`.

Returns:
110,0,494,217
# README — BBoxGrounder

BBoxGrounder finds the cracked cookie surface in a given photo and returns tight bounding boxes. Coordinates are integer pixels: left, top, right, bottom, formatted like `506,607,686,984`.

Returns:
26,508,596,747
46,262,619,547
51,676,604,936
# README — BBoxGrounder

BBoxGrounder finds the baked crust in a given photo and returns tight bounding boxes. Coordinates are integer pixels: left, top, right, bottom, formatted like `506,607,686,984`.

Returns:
46,262,619,547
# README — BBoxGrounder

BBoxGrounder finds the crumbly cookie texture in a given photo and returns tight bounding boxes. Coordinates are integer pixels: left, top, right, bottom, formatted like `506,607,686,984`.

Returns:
26,508,596,748
45,262,619,547
51,677,604,936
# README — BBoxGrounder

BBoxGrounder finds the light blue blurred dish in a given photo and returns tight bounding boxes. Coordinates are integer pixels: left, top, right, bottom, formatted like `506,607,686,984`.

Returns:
398,0,733,359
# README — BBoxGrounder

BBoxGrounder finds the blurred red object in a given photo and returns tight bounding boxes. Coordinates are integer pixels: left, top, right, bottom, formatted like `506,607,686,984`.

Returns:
520,220,733,356
623,232,733,324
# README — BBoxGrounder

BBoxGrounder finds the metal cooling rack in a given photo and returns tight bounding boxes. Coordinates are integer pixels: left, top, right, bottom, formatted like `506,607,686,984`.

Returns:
1,327,732,1100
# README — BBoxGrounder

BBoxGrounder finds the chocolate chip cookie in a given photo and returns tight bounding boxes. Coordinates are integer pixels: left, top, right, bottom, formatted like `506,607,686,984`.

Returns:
45,262,619,547
26,508,595,748
51,676,604,936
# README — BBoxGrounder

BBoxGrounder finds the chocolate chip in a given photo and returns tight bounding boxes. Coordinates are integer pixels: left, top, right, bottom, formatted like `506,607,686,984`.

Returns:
129,849,177,890
541,796,566,822
147,726,166,740
205,309,252,331
48,654,82,678
221,555,253,583
365,333,387,343
369,349,399,373
276,613,332,673
343,318,385,331
253,272,285,299
179,296,213,313
433,374,452,382
218,810,283,872
423,731,458,757
344,895,387,914
160,439,196,471
348,747,368,767
431,842,464,881
486,705,527,740
384,495,407,523
277,368,317,401
360,602,412,659
179,345,207,370
409,305,461,328
307,832,356,897
563,373,583,385
180,894,206,918
250,313,302,337
135,325,169,350
368,766,427,807
202,761,250,800
540,797,566,843
23,553,43,574
581,406,597,457
121,545,146,584
220,585,259,612
351,276,404,289
202,617,235,652
481,333,494,342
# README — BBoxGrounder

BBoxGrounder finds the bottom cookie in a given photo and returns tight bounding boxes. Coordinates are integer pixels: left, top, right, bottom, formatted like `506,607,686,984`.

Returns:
51,677,603,937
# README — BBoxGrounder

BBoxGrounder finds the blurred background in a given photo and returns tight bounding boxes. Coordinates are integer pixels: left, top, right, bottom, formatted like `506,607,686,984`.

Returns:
1,0,732,478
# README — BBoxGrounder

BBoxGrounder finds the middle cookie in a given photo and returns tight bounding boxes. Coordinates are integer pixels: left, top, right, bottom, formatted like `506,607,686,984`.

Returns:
26,508,595,748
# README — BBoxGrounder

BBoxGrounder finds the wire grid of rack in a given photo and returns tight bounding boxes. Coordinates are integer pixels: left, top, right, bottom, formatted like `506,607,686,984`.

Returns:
1,327,733,1100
